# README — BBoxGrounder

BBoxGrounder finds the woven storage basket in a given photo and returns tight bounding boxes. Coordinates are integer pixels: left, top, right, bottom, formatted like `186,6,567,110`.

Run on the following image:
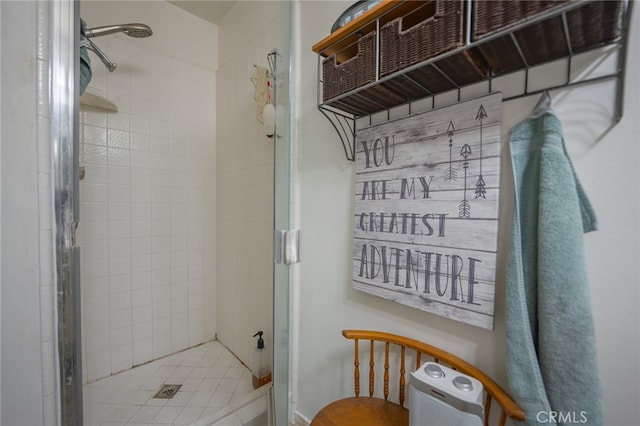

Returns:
379,0,488,90
472,0,623,74
566,1,623,52
322,31,376,101
473,0,570,40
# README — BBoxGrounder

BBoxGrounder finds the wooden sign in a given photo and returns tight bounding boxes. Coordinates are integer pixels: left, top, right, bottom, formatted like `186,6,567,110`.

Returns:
353,93,502,330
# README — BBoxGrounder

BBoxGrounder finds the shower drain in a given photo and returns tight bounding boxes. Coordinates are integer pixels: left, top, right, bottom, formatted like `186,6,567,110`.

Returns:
153,384,182,399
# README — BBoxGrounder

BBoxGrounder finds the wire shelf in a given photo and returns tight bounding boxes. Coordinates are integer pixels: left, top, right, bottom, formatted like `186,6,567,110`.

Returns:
315,0,633,161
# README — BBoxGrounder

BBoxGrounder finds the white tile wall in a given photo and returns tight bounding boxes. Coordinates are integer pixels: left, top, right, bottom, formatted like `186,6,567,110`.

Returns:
79,5,217,383
216,1,289,372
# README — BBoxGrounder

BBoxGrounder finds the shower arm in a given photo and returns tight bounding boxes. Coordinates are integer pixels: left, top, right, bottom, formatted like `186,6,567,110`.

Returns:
81,38,117,72
84,25,128,37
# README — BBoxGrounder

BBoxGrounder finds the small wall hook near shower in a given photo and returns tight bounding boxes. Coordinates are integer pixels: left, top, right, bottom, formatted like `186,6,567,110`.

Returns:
267,49,278,79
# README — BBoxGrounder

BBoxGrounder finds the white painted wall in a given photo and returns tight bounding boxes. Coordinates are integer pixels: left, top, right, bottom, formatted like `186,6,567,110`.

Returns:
79,1,218,382
0,1,56,424
295,2,640,425
0,3,42,424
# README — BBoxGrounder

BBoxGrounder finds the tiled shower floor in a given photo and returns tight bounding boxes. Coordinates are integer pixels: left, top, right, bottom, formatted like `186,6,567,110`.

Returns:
83,340,254,425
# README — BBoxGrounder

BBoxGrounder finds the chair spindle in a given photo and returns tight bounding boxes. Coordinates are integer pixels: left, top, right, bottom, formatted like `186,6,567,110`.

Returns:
484,393,492,426
354,339,360,397
369,340,375,397
383,342,390,401
499,410,507,426
399,345,406,407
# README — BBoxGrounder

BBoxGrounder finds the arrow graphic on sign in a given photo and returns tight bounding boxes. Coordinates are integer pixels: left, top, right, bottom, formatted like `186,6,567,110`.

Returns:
443,120,458,181
459,143,472,218
474,104,487,199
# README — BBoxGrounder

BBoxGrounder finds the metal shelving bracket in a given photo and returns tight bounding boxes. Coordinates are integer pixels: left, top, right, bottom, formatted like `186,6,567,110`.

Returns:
315,0,633,162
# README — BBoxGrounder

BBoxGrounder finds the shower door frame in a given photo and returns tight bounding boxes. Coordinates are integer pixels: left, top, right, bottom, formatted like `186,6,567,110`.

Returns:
51,1,294,425
51,0,83,425
272,2,294,422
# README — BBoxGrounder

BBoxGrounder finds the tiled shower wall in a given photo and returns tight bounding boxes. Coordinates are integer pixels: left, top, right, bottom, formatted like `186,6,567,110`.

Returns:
78,5,217,383
216,1,289,369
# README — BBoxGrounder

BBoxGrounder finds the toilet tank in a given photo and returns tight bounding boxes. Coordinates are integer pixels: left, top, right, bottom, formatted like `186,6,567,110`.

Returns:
409,362,484,426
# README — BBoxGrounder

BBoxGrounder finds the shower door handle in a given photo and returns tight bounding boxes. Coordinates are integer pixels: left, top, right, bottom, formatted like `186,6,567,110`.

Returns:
274,229,300,265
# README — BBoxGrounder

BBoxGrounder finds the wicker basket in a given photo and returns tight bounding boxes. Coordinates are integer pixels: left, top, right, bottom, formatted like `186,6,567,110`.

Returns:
472,0,623,74
473,0,570,40
566,1,623,52
322,31,376,101
379,1,488,89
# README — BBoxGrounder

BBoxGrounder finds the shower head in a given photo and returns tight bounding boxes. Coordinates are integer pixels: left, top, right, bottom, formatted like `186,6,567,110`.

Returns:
85,23,153,38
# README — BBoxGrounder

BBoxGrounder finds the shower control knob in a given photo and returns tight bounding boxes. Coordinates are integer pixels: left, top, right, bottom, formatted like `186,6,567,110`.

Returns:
453,376,473,391
424,363,444,378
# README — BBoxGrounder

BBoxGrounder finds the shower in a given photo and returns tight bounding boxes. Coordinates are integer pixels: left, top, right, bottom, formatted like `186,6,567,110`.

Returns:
85,23,153,38
81,21,153,71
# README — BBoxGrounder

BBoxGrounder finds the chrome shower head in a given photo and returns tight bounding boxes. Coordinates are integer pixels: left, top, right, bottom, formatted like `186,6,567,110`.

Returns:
85,23,153,38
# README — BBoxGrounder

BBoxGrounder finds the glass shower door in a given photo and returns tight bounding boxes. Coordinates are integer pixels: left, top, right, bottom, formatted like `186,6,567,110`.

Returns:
272,1,293,422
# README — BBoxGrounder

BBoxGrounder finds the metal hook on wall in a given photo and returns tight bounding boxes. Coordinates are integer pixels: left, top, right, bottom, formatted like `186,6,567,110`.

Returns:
267,49,279,79
532,89,551,116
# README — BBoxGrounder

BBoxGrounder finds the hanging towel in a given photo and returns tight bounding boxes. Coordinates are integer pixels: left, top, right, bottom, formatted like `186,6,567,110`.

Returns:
79,46,92,95
251,66,269,124
506,108,602,426
79,19,92,95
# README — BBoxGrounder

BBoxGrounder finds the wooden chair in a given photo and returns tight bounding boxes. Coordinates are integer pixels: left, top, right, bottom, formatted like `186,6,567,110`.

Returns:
311,330,525,426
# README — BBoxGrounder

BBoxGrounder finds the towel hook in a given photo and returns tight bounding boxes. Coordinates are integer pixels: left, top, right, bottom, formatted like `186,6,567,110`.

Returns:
532,90,551,116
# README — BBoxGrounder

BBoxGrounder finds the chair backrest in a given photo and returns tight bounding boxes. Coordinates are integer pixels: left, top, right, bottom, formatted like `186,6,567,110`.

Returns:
342,329,525,426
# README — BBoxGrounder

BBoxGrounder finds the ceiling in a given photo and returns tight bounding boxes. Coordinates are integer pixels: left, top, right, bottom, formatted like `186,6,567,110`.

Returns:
168,1,236,25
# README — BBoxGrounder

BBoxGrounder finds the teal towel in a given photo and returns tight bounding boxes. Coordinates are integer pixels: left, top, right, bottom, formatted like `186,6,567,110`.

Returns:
80,18,92,95
506,109,602,426
79,46,92,95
